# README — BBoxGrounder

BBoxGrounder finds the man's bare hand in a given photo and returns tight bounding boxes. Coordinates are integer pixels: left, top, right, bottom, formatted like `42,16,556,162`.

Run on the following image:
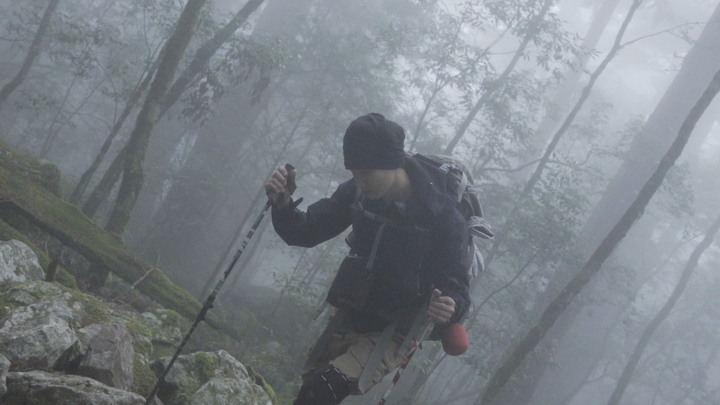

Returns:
428,288,455,324
265,165,297,207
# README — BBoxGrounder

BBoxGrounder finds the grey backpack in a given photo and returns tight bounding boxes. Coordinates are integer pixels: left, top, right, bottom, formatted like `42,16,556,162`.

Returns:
413,153,494,277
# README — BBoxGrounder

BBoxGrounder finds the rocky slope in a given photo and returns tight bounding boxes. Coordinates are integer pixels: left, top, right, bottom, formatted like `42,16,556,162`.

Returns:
0,239,275,405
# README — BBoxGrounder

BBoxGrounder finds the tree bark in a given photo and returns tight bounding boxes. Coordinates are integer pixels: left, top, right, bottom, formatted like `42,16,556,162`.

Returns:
605,213,720,405
105,0,208,235
0,0,60,109
81,144,126,217
474,67,720,405
69,57,161,204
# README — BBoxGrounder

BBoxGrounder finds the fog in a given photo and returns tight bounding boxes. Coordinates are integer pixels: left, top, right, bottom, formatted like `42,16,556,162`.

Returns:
1,0,719,404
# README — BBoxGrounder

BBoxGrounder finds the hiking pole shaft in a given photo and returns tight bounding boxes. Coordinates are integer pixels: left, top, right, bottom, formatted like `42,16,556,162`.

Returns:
144,199,274,405
144,164,294,404
144,201,271,404
378,323,433,405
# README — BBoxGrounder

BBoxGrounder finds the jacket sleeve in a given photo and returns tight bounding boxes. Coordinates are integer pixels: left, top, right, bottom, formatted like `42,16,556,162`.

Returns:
426,208,471,324
271,179,355,248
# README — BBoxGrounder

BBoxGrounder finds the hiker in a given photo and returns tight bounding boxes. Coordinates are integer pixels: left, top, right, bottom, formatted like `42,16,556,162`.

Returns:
265,113,471,405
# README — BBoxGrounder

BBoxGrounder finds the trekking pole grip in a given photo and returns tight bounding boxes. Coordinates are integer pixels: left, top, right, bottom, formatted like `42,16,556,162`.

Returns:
270,163,296,207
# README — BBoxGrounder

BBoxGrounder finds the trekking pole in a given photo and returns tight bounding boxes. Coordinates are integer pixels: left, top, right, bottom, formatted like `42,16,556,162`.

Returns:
378,322,434,405
144,164,294,405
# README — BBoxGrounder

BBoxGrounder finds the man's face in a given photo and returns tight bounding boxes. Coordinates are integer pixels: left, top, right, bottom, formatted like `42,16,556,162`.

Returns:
351,169,395,201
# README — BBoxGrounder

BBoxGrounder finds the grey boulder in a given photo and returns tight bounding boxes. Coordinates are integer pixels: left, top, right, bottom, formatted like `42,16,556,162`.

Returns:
0,240,44,283
3,371,147,405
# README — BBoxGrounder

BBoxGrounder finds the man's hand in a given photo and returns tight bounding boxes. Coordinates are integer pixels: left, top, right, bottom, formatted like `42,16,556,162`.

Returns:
428,289,455,324
265,164,297,207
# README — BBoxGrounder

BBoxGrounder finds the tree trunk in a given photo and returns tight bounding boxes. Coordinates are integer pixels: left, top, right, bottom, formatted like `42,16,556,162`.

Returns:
0,0,60,109
525,5,720,404
474,67,720,405
520,0,642,203
580,3,720,250
75,0,265,213
605,213,720,405
81,144,126,218
160,0,266,115
69,57,160,204
105,0,208,235
484,0,643,267
530,0,622,151
443,0,554,155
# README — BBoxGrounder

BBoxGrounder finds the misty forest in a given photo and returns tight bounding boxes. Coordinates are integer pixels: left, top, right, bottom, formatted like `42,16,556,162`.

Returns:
0,0,719,404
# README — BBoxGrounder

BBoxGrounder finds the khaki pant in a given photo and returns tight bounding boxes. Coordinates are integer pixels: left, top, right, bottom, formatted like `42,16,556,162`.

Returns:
303,312,406,394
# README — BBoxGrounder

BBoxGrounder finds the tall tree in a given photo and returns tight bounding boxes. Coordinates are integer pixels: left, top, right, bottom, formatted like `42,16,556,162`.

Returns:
530,0,622,151
105,0,208,235
74,0,266,214
605,213,720,405
474,66,720,405
0,0,60,109
525,5,720,403
483,0,643,267
68,57,160,204
443,0,555,155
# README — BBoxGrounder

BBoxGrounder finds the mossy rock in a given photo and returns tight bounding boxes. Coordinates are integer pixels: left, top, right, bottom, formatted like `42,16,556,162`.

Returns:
246,365,278,404
0,162,215,327
0,219,78,291
133,352,158,397
0,139,61,196
151,350,276,405
80,293,111,325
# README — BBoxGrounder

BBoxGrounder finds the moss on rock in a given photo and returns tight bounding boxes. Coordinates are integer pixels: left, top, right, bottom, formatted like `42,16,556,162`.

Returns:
0,163,226,329
246,364,278,405
125,318,154,357
0,139,61,196
0,219,78,291
68,289,110,326
133,353,158,397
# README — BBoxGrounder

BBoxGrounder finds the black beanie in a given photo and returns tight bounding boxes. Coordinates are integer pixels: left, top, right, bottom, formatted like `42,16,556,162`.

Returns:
343,113,406,170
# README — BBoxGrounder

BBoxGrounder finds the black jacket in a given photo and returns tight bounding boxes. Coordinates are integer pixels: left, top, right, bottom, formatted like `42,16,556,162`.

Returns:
271,156,471,333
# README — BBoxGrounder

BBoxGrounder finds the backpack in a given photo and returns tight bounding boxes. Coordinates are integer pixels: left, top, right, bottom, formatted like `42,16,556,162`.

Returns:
412,153,494,279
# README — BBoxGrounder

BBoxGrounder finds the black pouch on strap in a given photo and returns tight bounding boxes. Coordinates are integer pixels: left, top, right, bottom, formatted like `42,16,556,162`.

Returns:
327,222,387,313
326,254,374,312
